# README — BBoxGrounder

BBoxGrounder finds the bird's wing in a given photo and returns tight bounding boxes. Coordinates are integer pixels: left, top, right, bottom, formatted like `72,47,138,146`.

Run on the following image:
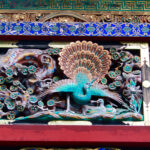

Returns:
90,83,124,104
39,79,76,98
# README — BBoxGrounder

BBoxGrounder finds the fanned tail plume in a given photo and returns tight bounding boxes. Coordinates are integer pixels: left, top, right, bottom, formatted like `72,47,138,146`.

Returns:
59,41,111,83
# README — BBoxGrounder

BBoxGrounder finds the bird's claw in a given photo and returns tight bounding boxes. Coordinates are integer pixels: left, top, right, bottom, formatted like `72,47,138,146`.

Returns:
65,110,75,114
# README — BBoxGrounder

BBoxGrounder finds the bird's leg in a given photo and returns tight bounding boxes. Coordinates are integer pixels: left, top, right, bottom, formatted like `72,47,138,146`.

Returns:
52,106,56,112
66,95,74,113
66,95,71,112
82,106,86,116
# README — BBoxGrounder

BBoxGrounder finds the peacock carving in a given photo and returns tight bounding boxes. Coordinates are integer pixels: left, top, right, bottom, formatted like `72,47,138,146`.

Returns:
0,42,143,122
39,41,124,113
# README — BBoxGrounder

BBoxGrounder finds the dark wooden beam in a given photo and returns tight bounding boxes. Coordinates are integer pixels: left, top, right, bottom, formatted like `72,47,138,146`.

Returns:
1,35,150,42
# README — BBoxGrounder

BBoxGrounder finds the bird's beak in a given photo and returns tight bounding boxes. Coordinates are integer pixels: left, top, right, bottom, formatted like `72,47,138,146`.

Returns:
88,78,98,88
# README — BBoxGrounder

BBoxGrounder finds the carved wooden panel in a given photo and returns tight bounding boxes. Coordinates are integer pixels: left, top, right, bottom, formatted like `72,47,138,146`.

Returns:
0,41,144,125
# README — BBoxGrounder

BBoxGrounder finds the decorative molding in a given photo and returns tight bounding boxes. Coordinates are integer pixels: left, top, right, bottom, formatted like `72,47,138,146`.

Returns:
39,12,89,22
0,22,150,37
1,13,150,23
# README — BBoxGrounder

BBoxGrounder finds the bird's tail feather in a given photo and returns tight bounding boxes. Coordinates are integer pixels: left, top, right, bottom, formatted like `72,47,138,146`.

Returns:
93,83,124,104
38,89,55,98
59,41,111,82
105,90,124,105
38,79,75,98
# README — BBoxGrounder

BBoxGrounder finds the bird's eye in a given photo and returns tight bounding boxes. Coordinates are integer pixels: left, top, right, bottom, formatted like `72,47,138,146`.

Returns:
84,84,88,89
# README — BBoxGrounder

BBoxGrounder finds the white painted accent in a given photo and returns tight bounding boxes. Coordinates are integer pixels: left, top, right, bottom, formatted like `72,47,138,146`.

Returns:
142,80,150,88
0,120,14,125
0,41,18,48
48,42,70,48
48,121,92,125
143,101,150,125
122,42,149,66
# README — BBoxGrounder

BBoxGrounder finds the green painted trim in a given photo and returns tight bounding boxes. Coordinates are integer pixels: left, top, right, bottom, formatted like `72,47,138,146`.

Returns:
0,0,150,11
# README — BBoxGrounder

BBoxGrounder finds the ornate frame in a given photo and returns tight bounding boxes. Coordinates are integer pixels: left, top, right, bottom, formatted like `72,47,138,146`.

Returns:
0,23,149,148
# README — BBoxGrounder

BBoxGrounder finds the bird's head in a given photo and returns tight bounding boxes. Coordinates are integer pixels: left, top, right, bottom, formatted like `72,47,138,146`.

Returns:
91,99,104,105
84,82,91,89
97,99,104,104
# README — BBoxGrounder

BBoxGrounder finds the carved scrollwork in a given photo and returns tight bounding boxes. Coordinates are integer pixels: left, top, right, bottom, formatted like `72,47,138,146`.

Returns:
0,12,150,23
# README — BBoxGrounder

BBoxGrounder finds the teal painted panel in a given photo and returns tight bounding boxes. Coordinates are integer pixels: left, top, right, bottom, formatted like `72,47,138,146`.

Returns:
0,0,150,11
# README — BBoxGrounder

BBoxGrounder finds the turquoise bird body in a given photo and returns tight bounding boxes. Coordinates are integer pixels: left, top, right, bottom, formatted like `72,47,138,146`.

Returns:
39,72,123,105
39,41,124,110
